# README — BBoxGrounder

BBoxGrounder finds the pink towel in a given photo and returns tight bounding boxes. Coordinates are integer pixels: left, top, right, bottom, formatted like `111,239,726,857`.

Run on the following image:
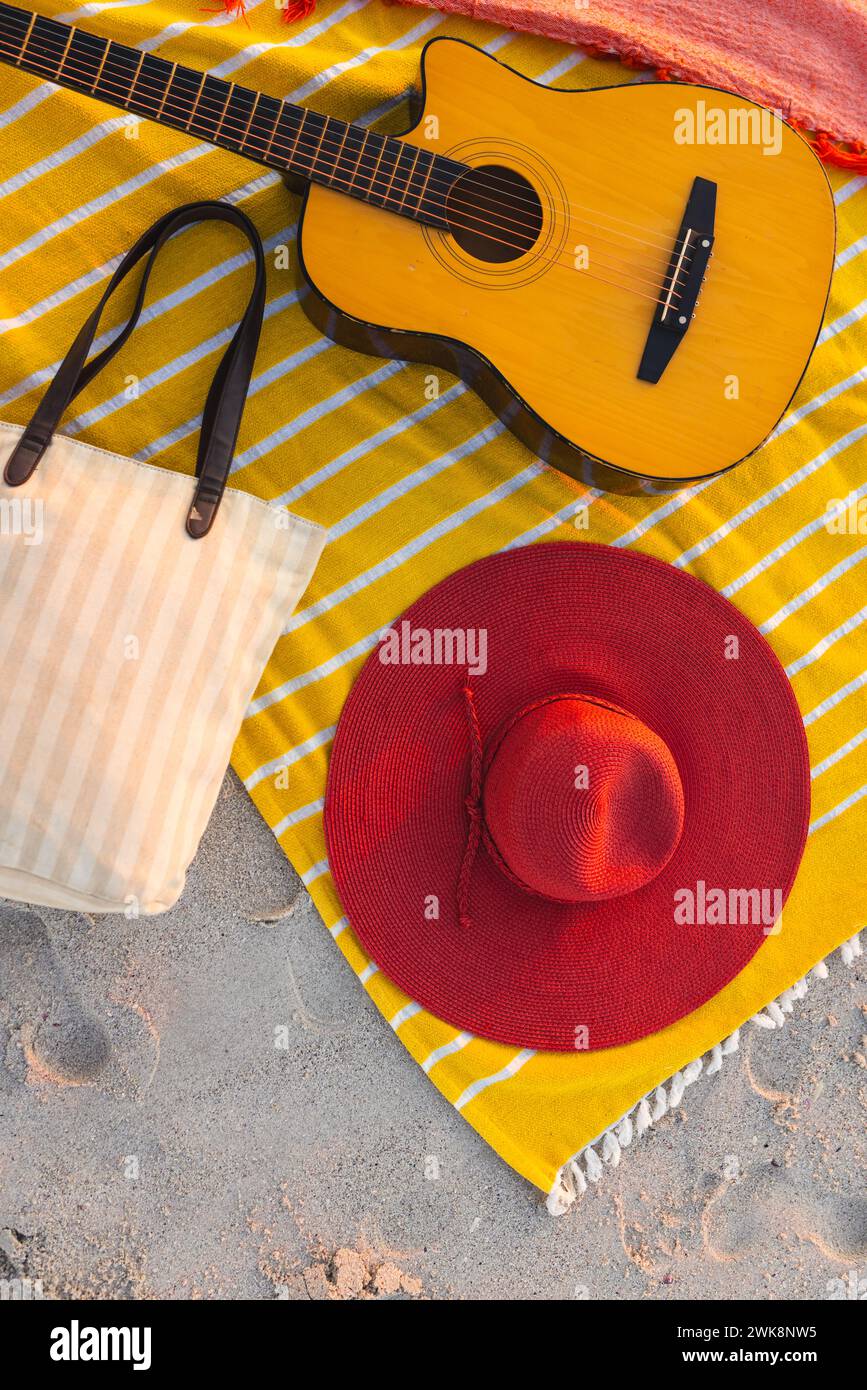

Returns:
390,0,867,165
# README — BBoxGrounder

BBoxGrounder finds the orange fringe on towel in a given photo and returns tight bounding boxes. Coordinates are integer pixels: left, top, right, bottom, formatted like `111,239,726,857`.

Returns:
282,0,317,18
214,0,317,18
211,0,249,17
799,128,867,172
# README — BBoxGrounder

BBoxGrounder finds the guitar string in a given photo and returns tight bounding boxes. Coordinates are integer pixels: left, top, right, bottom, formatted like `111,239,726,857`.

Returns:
0,28,698,274
2,47,706,311
8,68,731,319
0,23,687,256
0,33,691,289
0,41,698,310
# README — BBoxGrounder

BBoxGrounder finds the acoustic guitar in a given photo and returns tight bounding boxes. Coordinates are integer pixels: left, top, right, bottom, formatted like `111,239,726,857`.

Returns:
0,4,836,492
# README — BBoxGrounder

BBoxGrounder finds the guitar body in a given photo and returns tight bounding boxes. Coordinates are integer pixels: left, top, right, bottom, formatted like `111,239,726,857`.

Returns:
298,39,835,491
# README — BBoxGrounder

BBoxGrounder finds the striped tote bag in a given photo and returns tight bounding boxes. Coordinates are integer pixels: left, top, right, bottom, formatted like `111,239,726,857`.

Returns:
0,201,326,916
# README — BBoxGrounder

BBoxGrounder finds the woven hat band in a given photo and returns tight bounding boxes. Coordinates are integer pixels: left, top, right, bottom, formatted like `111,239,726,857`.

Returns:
481,694,685,904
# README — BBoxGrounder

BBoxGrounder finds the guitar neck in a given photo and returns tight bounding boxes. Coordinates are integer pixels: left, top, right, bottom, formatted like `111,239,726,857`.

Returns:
0,3,459,227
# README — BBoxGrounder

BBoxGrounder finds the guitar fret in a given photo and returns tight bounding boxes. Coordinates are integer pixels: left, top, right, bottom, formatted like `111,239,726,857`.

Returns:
414,149,437,216
239,88,261,150
214,80,234,141
384,143,418,213
316,117,349,184
406,147,436,217
373,141,401,208
156,60,176,119
247,93,280,161
348,128,370,193
185,70,206,130
56,22,74,78
398,145,421,212
310,113,329,177
381,141,403,208
289,108,311,171
329,118,350,184
261,96,282,160
90,35,110,93
0,3,28,59
126,50,144,107
366,132,389,205
335,124,369,194
16,9,34,63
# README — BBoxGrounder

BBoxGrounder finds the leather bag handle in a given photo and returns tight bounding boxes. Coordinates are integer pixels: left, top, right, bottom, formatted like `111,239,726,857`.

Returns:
3,200,266,539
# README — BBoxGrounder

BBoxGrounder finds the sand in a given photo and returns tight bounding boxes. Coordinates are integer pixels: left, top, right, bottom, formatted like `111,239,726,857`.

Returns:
0,771,864,1300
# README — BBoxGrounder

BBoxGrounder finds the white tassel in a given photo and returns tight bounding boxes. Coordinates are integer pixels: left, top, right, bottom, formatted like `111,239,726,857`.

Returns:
841,933,863,967
750,1009,777,1029
668,1071,686,1107
683,1058,703,1085
602,1129,622,1166
720,1029,740,1054
635,1098,653,1135
546,1175,574,1216
583,1145,603,1183
811,960,829,980
616,1113,633,1147
568,1160,587,1197
706,1044,723,1075
651,1085,667,1121
766,1000,787,1026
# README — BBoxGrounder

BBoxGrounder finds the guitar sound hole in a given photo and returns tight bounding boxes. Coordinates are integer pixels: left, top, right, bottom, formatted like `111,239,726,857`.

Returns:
445,164,543,263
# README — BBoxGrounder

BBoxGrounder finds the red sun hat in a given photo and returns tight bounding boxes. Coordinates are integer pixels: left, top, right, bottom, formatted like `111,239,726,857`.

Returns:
325,544,810,1052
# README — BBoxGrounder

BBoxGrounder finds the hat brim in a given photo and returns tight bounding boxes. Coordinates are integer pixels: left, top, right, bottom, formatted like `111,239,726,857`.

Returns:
325,544,810,1051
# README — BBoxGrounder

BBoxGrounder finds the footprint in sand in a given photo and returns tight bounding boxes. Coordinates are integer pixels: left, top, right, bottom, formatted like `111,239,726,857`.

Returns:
703,1170,867,1267
20,1015,111,1087
0,905,154,1095
0,907,111,1088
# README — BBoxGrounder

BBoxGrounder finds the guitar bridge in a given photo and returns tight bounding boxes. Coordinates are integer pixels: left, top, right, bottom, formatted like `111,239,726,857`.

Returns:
637,177,716,384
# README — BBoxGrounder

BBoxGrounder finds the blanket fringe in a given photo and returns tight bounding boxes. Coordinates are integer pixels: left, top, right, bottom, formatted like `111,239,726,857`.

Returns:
546,932,863,1216
214,0,317,19
281,0,318,19
796,128,867,173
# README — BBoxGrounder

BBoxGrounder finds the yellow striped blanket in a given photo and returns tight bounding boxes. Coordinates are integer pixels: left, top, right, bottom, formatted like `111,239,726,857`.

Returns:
1,0,864,1204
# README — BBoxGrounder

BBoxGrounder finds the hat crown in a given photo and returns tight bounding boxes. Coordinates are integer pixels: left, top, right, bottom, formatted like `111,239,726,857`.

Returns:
482,695,684,904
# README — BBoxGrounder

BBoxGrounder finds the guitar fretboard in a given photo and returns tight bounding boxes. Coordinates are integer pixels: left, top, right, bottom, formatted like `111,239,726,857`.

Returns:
0,3,463,228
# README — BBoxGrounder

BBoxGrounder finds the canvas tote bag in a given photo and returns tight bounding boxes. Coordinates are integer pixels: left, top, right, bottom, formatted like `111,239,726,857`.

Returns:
0,201,326,916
